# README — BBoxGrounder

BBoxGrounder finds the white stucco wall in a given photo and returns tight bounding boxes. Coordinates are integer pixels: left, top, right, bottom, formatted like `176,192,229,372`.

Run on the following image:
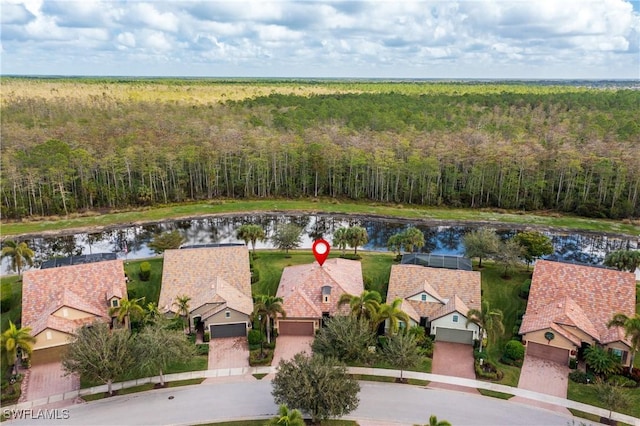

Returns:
431,312,479,340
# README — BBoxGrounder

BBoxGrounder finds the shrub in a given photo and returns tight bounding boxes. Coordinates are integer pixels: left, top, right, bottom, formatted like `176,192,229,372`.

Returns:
196,344,209,356
251,269,260,284
473,349,487,361
340,254,362,260
249,348,273,366
621,366,640,382
475,360,503,381
569,357,578,369
0,297,11,313
503,340,525,361
569,370,595,384
203,331,210,343
248,329,262,346
607,375,637,388
519,279,531,298
139,261,151,281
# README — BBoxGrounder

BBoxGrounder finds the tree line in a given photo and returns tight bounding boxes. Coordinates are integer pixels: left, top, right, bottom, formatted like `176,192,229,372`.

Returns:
2,83,639,220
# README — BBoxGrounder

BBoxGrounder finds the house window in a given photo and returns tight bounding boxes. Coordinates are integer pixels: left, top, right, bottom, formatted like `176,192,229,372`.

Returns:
225,311,231,318
452,315,459,323
421,294,427,301
111,299,119,308
609,348,628,364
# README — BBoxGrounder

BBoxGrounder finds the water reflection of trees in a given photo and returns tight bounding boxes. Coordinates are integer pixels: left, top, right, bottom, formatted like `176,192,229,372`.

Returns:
5,215,638,275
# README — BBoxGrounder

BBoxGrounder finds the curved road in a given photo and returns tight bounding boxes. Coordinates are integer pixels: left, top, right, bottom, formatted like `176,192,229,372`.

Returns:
7,379,594,426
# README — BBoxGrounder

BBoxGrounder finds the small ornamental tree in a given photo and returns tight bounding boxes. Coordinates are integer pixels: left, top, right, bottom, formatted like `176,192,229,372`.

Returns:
382,332,422,382
462,228,500,268
272,353,360,424
148,231,185,254
272,224,302,255
503,340,525,361
312,315,376,364
513,231,553,270
62,322,135,396
134,322,196,387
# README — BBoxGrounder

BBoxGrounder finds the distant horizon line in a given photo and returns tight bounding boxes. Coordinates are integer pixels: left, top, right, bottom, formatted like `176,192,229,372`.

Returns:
2,74,639,82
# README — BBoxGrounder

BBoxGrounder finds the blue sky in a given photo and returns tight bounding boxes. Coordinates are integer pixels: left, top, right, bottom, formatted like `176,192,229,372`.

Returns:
1,0,639,79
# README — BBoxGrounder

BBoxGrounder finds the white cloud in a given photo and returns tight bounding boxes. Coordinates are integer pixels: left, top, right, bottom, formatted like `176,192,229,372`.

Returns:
1,0,638,78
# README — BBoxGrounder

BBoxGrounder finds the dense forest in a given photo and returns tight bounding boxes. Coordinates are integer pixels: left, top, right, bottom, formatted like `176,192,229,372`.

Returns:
1,78,639,220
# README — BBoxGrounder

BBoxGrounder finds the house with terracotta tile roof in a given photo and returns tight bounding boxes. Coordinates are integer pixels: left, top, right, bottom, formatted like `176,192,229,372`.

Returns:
519,260,636,366
21,259,128,352
158,246,253,339
386,264,482,344
275,258,364,336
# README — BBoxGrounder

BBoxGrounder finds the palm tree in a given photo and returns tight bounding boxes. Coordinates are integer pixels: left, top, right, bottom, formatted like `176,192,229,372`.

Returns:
253,295,286,344
374,298,410,334
607,313,640,373
1,240,35,276
345,226,368,256
267,404,305,426
426,415,452,426
173,295,192,334
236,224,266,256
1,321,36,376
466,300,504,352
338,290,382,322
144,302,162,325
332,227,349,256
109,297,145,330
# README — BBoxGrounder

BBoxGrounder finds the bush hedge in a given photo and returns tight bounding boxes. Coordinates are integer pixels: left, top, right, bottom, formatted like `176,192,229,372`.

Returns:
139,261,151,281
248,329,262,346
474,360,503,381
196,344,209,356
249,348,273,366
607,374,637,388
569,370,595,384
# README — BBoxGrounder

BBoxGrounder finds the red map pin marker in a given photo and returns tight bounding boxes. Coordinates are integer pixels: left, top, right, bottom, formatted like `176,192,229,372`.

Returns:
312,239,330,266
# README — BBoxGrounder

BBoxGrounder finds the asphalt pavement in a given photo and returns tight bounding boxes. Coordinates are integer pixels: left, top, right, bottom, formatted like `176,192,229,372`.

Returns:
5,379,597,426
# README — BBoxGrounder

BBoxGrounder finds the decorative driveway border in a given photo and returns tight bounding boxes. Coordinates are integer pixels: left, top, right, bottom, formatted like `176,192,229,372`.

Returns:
5,366,638,426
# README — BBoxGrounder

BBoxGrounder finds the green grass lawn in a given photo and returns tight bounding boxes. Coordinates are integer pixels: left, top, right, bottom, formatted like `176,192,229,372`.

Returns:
80,355,208,389
475,262,529,387
124,258,164,305
251,250,394,298
3,198,637,237
567,381,640,419
0,276,22,332
81,378,204,402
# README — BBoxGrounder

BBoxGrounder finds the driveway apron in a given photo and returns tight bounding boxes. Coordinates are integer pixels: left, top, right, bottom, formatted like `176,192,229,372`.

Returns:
429,341,478,394
513,355,570,415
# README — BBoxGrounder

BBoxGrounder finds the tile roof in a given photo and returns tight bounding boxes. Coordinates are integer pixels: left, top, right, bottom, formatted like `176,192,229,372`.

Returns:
520,260,636,345
22,260,127,336
387,265,481,322
276,258,364,319
158,246,253,316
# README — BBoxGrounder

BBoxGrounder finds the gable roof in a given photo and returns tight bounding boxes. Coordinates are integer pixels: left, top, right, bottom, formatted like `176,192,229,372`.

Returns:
387,264,481,322
158,246,252,316
22,260,127,336
520,260,636,345
276,258,364,318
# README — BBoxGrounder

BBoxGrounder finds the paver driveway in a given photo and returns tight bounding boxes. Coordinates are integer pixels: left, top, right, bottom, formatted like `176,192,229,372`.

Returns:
513,355,571,415
517,355,569,398
22,347,79,402
271,336,314,366
430,341,478,394
208,337,250,369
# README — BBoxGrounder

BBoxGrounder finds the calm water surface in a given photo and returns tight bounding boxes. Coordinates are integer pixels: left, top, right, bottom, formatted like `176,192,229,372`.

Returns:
3,214,637,276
